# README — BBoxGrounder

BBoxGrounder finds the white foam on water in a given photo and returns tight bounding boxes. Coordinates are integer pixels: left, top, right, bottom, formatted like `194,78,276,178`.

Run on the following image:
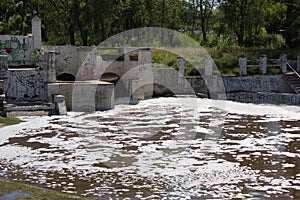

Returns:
0,97,299,199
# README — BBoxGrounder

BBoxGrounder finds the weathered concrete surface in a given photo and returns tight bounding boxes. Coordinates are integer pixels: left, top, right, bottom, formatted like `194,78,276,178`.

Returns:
227,92,300,105
5,69,48,103
186,77,208,95
223,75,294,93
48,81,114,111
160,72,299,105
54,95,67,115
32,17,42,51
153,68,195,96
0,35,35,66
42,46,93,78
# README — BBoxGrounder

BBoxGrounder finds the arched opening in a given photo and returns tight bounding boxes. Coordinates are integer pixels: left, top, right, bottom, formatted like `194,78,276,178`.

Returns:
152,83,175,97
57,73,76,81
100,73,120,84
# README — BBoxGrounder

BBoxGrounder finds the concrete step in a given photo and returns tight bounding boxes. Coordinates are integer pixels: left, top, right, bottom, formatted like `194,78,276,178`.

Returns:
7,104,54,112
284,72,300,94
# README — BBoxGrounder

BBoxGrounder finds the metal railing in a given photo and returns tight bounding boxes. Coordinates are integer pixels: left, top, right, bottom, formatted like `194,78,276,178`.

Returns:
286,61,300,78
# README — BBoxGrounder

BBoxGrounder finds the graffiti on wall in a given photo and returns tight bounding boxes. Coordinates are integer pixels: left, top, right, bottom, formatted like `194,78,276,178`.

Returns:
223,75,280,93
227,92,300,105
0,37,29,61
5,70,47,102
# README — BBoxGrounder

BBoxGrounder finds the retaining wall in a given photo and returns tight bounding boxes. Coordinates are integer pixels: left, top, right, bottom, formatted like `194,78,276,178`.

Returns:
227,92,300,105
223,75,294,93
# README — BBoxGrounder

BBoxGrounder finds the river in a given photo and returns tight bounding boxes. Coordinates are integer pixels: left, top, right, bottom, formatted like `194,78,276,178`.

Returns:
0,97,299,199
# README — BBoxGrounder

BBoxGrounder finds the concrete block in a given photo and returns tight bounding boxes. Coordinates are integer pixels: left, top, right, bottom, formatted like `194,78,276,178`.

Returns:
54,95,67,115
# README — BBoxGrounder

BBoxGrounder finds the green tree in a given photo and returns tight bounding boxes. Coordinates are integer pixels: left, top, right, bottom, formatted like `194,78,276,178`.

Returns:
280,0,300,48
189,0,218,43
220,0,265,46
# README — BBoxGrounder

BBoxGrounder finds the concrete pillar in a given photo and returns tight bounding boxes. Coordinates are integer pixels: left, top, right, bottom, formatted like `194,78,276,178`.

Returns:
177,56,185,77
205,55,213,76
280,54,287,73
259,55,267,75
47,51,57,83
54,95,67,115
297,54,300,73
239,57,247,75
32,17,42,50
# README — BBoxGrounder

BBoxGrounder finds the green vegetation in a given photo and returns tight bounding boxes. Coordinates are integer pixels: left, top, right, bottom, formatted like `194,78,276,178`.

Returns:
0,0,299,74
0,0,299,48
0,178,90,200
0,115,23,128
152,47,300,76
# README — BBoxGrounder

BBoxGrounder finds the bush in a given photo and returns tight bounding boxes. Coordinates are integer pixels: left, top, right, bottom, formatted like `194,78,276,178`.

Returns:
244,34,285,48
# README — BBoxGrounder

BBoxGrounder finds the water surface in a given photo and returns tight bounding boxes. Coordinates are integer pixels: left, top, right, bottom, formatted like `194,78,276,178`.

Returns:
0,98,299,199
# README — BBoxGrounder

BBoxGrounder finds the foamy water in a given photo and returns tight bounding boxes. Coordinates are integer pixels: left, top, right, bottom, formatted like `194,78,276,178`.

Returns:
0,98,299,199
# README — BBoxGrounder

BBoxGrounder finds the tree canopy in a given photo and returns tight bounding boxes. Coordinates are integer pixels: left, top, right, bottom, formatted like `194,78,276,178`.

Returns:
0,0,299,48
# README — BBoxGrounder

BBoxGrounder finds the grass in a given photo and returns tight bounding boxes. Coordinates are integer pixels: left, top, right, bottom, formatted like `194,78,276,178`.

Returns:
0,115,23,127
152,47,300,76
0,178,92,200
152,49,178,69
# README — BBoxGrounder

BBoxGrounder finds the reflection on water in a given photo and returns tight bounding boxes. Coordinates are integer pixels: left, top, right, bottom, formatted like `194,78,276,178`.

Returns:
0,98,299,199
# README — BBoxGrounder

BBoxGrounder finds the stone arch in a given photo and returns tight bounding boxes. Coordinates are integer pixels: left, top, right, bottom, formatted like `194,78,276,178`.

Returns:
100,72,120,84
56,73,76,81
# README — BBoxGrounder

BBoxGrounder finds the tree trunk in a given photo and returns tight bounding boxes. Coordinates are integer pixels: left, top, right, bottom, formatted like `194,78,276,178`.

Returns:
161,0,165,26
81,30,88,46
201,22,207,43
69,29,75,46
285,4,292,48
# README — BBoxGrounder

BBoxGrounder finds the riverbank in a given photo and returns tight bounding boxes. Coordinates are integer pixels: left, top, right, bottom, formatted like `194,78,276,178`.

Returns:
0,178,91,199
0,116,23,128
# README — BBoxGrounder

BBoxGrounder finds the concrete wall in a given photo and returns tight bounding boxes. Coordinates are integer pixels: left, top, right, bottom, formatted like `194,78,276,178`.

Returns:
223,75,294,93
42,46,94,78
0,17,41,67
48,81,114,111
0,35,35,66
187,77,207,94
153,68,195,96
5,69,48,103
227,92,300,105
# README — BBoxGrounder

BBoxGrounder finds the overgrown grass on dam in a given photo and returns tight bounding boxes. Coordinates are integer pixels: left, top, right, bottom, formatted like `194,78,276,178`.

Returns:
0,178,91,200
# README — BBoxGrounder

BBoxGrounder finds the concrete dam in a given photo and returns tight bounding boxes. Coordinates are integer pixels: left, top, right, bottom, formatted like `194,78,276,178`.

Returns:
0,17,299,116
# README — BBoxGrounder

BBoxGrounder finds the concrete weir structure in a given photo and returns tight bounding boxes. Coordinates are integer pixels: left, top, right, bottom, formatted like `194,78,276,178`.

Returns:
48,81,114,111
0,17,299,115
0,17,118,113
45,46,153,111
